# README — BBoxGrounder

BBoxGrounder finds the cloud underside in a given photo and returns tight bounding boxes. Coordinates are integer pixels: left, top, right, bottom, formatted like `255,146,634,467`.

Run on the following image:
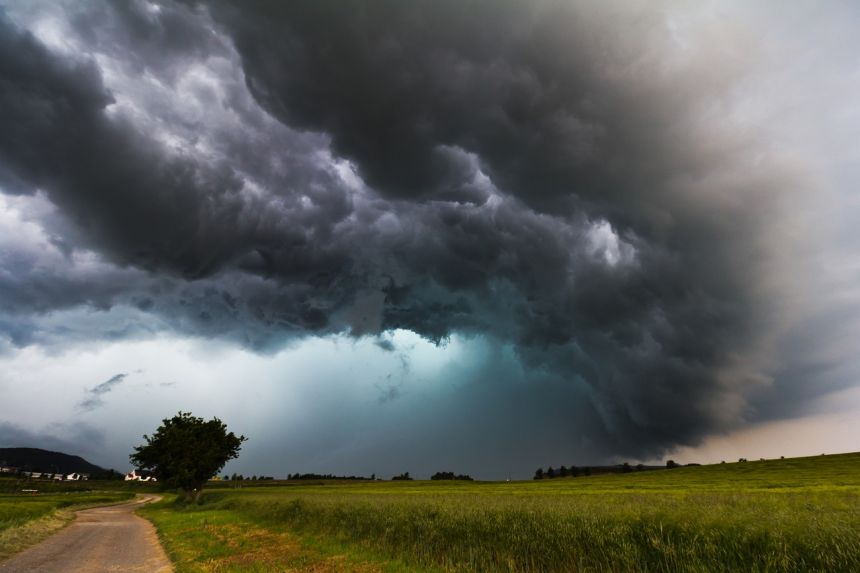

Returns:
0,0,807,458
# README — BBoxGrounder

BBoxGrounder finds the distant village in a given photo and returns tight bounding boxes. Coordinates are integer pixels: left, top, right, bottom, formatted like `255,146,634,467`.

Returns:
0,464,158,482
0,465,89,481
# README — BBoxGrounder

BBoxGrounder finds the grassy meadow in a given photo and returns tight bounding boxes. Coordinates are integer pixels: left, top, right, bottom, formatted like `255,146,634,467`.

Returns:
138,452,860,572
0,481,133,560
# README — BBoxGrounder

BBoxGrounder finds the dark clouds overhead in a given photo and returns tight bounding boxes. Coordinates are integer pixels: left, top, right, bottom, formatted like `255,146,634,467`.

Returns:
0,0,812,460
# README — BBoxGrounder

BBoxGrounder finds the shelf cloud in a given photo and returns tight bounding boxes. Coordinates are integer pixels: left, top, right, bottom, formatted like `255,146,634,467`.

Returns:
0,0,856,470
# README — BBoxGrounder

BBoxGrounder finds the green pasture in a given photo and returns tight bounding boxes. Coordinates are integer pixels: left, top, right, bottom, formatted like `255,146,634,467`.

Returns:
140,452,860,572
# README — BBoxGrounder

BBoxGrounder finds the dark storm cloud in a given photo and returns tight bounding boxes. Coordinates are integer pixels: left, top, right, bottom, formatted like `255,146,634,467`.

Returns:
79,373,128,411
0,421,106,457
0,0,805,459
194,0,797,453
0,11,235,277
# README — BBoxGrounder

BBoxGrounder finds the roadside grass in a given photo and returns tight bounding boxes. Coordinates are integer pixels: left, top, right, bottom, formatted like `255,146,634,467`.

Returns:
140,452,860,572
0,490,133,560
139,495,433,572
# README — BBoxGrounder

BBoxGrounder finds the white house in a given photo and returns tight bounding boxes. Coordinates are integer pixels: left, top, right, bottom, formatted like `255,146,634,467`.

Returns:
124,469,157,482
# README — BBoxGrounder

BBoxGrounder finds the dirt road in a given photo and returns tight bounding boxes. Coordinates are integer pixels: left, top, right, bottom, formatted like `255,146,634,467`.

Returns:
0,494,172,573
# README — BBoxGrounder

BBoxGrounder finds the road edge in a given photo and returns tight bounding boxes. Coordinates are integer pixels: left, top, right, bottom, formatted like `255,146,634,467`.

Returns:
0,492,138,563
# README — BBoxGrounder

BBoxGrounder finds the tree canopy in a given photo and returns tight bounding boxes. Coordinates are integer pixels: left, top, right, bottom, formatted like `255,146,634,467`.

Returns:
130,412,246,501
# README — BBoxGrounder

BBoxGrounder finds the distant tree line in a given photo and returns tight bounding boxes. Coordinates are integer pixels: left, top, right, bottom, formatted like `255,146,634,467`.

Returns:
225,474,275,481
430,471,473,481
534,465,593,480
534,460,691,480
391,472,413,481
285,472,375,481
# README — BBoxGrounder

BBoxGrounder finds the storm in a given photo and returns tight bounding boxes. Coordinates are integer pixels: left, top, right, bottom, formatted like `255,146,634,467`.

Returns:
1,0,859,478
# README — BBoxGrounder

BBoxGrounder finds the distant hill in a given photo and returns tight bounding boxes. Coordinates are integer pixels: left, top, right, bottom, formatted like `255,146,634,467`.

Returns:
0,447,106,475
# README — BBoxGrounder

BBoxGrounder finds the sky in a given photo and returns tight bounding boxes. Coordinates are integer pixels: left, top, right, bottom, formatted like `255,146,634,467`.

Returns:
0,0,859,479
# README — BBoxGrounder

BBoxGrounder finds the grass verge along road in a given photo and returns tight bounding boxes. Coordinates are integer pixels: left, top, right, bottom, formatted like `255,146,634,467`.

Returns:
0,489,133,561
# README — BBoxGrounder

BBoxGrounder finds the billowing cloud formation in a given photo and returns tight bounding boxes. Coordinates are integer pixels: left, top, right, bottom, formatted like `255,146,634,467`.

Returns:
0,0,818,460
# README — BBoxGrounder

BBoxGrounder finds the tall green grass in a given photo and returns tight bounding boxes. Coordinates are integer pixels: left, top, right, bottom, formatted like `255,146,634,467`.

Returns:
191,489,858,572
144,453,860,572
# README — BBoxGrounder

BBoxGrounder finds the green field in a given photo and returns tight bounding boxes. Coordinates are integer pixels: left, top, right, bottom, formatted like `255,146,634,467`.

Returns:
138,453,860,572
0,484,134,560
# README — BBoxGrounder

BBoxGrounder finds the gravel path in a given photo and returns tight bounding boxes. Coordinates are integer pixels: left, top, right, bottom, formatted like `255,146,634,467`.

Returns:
0,494,172,573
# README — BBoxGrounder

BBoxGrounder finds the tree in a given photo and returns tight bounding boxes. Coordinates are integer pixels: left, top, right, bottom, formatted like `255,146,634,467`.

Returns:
534,468,544,480
130,412,246,502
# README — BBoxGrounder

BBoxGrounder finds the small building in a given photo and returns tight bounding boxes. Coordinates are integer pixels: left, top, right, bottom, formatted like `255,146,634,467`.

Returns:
65,473,89,481
124,469,157,482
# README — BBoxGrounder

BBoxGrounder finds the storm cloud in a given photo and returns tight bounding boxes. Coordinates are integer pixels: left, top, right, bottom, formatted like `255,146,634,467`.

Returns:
0,0,842,466
0,420,106,459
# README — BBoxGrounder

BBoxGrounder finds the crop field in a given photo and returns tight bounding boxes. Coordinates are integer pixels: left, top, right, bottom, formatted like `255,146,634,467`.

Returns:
0,486,133,559
138,452,860,572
